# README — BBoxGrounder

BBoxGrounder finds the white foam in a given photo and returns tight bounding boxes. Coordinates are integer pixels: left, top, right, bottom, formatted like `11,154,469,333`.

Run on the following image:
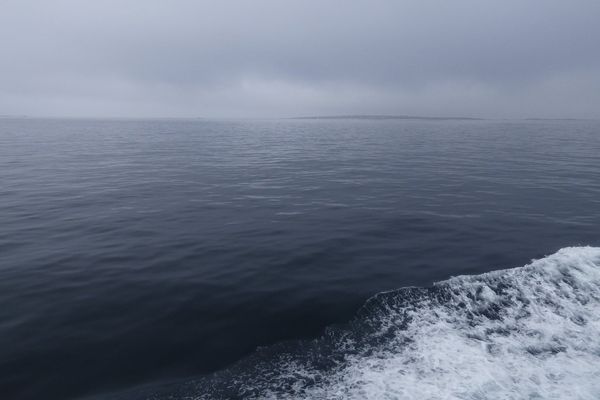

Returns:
242,247,600,400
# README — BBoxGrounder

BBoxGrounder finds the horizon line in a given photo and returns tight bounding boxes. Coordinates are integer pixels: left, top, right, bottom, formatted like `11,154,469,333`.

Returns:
0,114,597,121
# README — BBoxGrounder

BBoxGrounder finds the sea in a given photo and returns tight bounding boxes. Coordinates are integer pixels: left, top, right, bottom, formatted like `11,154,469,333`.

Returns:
1,117,599,399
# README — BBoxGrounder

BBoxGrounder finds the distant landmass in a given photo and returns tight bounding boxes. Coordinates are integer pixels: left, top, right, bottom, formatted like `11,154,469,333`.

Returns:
290,114,484,121
524,118,581,121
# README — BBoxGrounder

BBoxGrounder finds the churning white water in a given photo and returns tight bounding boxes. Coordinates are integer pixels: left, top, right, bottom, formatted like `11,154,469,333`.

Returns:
225,247,600,400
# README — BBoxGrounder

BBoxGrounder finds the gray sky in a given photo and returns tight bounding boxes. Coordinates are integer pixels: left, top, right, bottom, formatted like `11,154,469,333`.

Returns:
1,0,599,118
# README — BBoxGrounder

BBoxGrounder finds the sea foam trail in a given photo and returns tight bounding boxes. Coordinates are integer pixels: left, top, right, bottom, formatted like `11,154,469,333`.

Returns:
138,247,600,400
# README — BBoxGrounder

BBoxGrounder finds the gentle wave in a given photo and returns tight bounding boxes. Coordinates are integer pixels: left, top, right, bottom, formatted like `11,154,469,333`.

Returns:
124,247,600,399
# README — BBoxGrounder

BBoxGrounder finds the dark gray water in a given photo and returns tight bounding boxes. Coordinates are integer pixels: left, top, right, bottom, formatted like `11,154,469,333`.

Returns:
1,118,599,399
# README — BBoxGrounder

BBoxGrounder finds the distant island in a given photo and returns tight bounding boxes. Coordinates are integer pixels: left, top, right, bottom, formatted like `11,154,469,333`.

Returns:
289,114,484,121
523,118,581,121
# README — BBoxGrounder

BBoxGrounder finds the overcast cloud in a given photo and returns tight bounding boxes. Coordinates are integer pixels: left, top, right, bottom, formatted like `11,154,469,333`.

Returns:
1,0,599,118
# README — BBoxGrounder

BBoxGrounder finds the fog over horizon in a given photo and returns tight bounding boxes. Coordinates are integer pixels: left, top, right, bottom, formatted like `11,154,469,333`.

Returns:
1,0,600,119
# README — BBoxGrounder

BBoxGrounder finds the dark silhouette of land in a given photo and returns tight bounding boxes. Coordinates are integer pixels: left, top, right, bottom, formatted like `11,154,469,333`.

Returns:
290,114,484,121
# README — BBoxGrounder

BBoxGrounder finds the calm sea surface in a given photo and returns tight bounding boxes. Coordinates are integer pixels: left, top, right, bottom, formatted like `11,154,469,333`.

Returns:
1,118,599,399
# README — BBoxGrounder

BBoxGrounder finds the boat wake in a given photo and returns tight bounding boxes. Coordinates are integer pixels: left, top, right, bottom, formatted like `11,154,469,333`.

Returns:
119,246,600,399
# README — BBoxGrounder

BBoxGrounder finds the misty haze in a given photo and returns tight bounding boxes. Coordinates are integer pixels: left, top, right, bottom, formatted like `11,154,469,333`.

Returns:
1,1,600,400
